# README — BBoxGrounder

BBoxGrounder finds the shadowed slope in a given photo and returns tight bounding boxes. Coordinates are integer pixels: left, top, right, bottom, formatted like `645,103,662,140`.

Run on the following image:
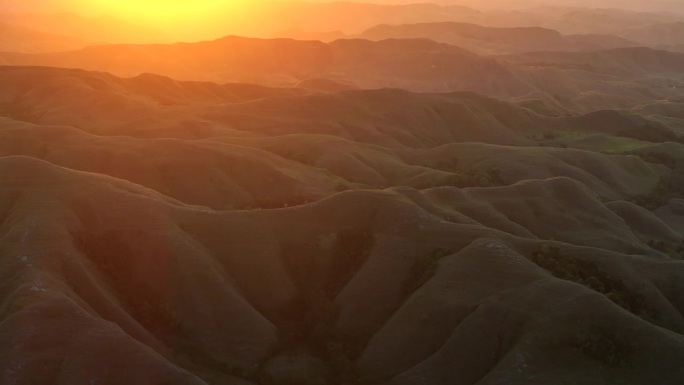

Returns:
1,156,683,384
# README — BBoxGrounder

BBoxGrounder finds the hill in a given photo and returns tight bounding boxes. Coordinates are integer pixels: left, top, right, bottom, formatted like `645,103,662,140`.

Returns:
0,22,89,53
0,155,682,384
0,65,682,384
618,22,684,50
0,36,533,96
3,37,684,113
502,47,684,77
358,22,637,55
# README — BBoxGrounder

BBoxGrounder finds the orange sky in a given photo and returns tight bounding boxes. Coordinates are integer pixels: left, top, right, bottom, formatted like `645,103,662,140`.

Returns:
5,0,682,43
80,0,287,41
81,0,247,21
76,0,251,31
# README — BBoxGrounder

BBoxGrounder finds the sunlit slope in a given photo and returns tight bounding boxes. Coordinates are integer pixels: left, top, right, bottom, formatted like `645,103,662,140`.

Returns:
0,155,683,384
0,37,531,96
0,66,539,141
3,37,684,112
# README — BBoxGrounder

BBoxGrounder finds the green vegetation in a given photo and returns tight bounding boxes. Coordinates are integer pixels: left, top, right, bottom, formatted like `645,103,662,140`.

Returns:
403,248,454,295
415,168,504,189
173,340,276,385
571,325,633,367
618,124,680,144
73,230,180,338
622,151,682,169
271,228,376,384
624,147,684,211
569,135,651,153
171,228,378,385
250,193,313,210
646,239,684,259
627,173,684,210
531,245,662,327
425,155,461,171
274,148,318,166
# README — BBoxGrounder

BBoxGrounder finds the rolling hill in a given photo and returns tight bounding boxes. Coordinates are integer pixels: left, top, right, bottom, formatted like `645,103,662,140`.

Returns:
0,21,683,382
0,153,682,384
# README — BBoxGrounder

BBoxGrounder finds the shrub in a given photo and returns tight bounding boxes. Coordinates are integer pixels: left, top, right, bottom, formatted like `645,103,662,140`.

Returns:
530,245,662,327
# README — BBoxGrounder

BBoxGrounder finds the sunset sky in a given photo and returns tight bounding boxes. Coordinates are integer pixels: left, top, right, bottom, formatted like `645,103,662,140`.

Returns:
3,0,683,15
1,0,682,42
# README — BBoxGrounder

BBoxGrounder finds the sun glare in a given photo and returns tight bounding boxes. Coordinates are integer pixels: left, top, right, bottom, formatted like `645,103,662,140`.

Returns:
87,0,248,24
80,0,257,40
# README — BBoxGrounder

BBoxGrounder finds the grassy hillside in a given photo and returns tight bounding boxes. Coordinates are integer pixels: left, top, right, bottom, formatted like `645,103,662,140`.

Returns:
0,57,682,385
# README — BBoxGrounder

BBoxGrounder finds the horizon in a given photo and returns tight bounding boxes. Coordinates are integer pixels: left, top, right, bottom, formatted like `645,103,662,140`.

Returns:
2,0,684,43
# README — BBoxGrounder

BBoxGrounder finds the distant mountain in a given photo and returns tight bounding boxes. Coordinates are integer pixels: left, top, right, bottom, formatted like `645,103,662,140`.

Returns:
0,37,334,85
502,47,684,77
3,36,684,113
619,21,684,48
358,22,637,54
5,36,684,112
0,36,535,96
327,38,535,96
0,22,89,53
496,7,682,35
1,3,681,43
253,4,683,42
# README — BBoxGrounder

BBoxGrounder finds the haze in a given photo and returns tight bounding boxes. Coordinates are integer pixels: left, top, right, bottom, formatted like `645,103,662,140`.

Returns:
3,0,683,41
